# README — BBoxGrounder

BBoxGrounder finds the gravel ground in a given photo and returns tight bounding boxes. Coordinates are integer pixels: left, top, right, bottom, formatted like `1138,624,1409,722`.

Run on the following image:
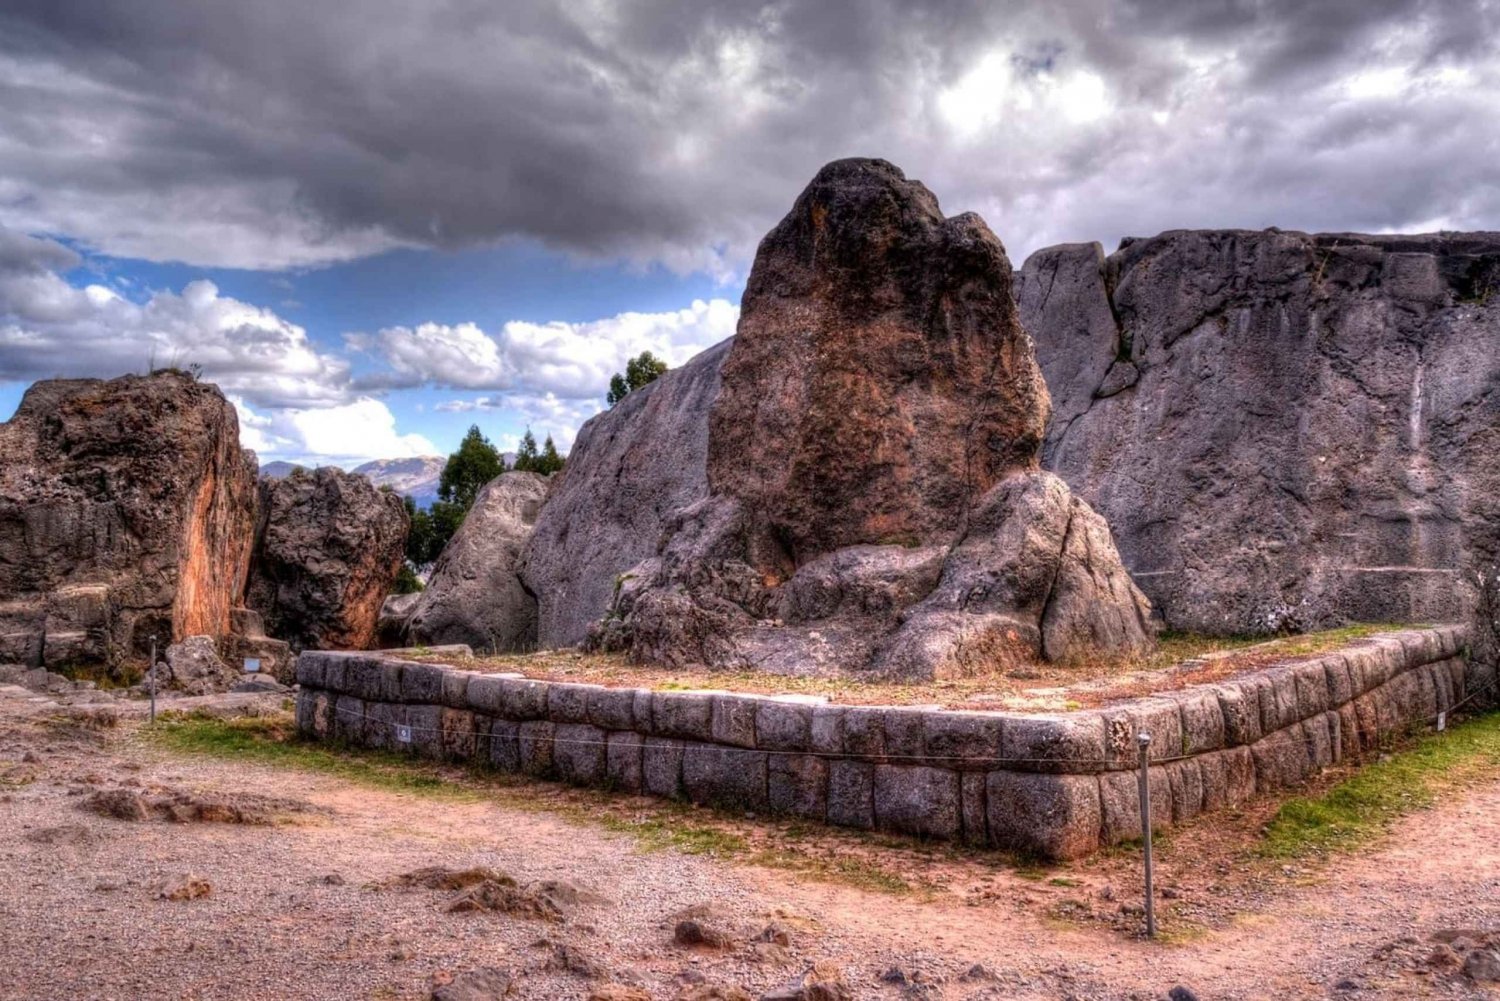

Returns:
0,685,1497,1000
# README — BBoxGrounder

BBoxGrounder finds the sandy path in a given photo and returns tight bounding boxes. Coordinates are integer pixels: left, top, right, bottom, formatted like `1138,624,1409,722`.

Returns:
0,695,1496,1000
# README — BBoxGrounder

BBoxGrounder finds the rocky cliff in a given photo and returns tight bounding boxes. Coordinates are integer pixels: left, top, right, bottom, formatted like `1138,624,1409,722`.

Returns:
0,372,258,668
405,471,548,651
246,467,409,651
1021,229,1500,635
521,339,730,648
544,159,1154,678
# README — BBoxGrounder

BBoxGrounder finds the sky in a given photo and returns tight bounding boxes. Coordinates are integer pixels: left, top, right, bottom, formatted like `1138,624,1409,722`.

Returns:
1,0,1497,466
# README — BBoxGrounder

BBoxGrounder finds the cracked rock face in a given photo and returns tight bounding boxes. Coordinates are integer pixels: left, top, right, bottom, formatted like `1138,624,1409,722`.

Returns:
405,471,548,652
246,467,409,651
577,159,1155,677
0,372,257,668
1022,230,1500,635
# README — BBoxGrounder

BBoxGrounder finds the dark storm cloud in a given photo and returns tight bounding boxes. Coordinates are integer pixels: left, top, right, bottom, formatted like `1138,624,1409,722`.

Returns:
0,0,1495,272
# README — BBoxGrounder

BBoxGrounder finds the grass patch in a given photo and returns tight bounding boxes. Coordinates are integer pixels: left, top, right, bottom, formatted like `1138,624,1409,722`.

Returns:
147,713,474,800
1259,710,1500,858
146,712,921,894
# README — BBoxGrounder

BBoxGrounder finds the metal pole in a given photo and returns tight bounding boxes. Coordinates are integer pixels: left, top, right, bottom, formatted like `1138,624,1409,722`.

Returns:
148,635,157,724
1137,731,1156,938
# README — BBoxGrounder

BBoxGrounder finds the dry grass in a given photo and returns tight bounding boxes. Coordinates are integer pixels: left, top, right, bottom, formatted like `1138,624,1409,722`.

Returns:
404,623,1404,710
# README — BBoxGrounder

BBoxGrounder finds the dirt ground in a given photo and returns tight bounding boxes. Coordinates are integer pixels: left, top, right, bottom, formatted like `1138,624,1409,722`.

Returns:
1,686,1496,1001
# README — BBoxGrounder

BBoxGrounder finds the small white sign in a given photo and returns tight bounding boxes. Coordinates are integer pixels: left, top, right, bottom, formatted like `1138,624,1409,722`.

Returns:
1436,711,1447,732
395,724,413,744
243,657,261,673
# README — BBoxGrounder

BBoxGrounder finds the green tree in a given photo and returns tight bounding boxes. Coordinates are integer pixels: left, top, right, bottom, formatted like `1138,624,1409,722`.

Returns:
392,563,425,594
439,425,506,509
606,350,669,406
512,428,540,472
537,434,565,475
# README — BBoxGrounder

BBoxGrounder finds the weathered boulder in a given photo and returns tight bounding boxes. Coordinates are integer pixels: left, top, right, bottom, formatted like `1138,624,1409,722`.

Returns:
246,467,409,651
377,591,422,647
406,471,548,652
521,339,730,648
1022,230,1500,635
162,635,239,694
0,372,257,668
588,159,1154,677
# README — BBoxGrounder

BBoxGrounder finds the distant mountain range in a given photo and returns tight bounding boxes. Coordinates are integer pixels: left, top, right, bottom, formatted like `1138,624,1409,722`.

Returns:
261,456,447,508
260,454,522,508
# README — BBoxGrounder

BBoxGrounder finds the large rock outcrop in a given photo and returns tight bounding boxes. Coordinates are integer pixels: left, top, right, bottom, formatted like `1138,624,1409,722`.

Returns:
562,159,1154,677
0,372,258,668
246,467,409,651
521,339,730,648
1022,230,1500,635
405,471,548,651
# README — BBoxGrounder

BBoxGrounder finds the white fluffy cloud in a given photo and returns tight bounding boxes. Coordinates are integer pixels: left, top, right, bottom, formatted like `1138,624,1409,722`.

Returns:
435,391,603,452
0,225,350,408
233,395,435,466
352,297,738,400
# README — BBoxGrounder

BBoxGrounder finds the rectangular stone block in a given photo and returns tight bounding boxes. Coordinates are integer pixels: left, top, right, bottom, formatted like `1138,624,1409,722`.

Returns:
518,720,556,776
1398,629,1441,667
1291,660,1331,719
1256,669,1302,735
1000,712,1106,773
408,704,445,759
1428,660,1456,714
1322,655,1356,707
768,754,827,820
1103,698,1182,766
1098,766,1172,844
651,692,714,741
756,700,815,751
809,706,845,754
960,772,987,846
872,764,960,839
882,708,928,762
321,654,350,694
643,736,685,799
1250,725,1312,791
332,694,366,744
547,683,601,723
924,711,1005,771
294,689,317,735
346,658,398,703
1213,683,1263,747
400,662,445,705
586,687,637,731
1336,703,1360,761
1164,758,1204,823
488,719,521,773
500,678,550,720
295,654,325,688
364,701,397,751
440,670,472,710
987,771,1102,860
826,760,874,830
553,723,607,785
1198,745,1256,810
440,708,478,761
682,743,767,811
1341,645,1385,696
1171,690,1226,756
710,694,760,748
605,732,644,793
464,675,506,716
841,707,886,759
632,690,656,733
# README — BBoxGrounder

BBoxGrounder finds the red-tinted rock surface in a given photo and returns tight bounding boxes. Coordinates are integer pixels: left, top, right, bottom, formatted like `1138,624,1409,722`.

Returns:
585,159,1155,677
0,372,257,667
246,467,408,651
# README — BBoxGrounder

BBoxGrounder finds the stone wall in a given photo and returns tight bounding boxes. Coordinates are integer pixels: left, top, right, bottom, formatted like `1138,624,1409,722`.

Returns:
296,626,1490,859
